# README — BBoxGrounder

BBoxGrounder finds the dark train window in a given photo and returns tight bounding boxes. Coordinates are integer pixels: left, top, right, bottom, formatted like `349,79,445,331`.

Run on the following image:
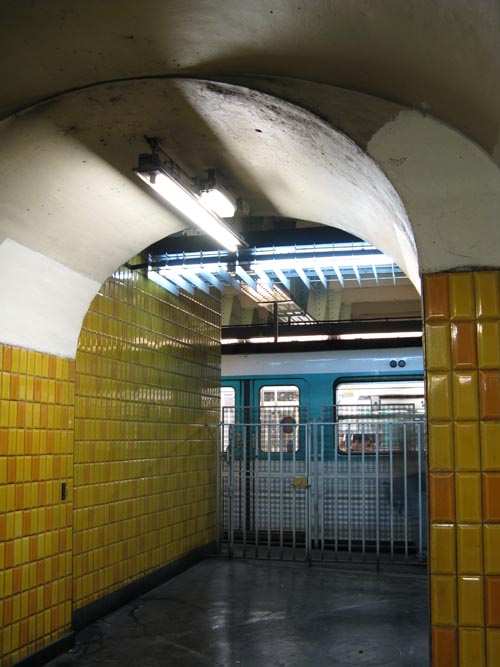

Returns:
259,385,300,453
335,380,425,455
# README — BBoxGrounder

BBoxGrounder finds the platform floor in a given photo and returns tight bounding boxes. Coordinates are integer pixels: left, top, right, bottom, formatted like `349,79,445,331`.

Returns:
47,557,429,667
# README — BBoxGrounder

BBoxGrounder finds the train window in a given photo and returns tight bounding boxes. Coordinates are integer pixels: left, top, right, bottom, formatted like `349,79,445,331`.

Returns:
221,386,236,423
335,380,425,455
259,385,300,453
220,387,236,452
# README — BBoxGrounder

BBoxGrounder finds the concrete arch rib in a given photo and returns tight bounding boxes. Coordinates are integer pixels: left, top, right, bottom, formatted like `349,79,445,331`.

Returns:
0,78,417,358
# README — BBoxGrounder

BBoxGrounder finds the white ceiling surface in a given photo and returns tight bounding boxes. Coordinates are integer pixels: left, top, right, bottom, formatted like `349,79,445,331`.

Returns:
1,2,500,356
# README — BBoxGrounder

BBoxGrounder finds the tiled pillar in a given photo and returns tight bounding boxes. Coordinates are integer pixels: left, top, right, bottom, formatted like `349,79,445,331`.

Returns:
424,271,500,667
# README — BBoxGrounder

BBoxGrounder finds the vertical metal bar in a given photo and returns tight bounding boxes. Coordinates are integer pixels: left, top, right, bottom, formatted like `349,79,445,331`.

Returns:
347,422,352,559
389,428,394,560
305,423,311,563
228,425,234,559
254,424,260,558
267,423,272,559
292,425,297,559
320,423,325,561
375,422,380,562
334,421,339,559
312,420,319,552
361,422,366,560
417,422,423,556
242,423,247,558
279,423,284,559
403,423,408,559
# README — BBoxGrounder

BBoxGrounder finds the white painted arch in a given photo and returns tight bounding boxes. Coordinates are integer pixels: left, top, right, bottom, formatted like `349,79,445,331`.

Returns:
0,78,417,358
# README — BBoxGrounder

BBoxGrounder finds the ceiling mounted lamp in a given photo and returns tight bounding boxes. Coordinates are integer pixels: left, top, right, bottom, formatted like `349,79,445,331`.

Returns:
134,139,245,252
198,169,237,218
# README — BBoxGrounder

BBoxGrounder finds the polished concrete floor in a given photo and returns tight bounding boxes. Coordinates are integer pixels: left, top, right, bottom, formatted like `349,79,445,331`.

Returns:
48,557,429,667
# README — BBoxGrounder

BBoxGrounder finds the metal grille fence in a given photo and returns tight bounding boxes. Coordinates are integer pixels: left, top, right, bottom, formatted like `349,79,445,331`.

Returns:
217,419,427,564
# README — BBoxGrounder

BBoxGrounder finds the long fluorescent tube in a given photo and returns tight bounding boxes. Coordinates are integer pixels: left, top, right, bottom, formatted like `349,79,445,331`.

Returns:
136,169,242,252
199,188,236,218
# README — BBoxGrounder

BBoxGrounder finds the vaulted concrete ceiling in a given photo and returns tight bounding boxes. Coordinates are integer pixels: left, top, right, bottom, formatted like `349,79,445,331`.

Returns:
1,1,500,356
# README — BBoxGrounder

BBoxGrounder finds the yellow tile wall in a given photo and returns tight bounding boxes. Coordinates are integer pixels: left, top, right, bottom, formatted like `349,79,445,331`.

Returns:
73,267,221,609
0,346,74,667
424,270,500,667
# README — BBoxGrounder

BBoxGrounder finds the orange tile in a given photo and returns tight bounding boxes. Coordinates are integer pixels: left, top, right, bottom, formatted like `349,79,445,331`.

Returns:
480,371,500,420
456,473,482,523
449,272,475,321
425,323,451,371
451,321,477,370
457,524,483,574
427,373,453,422
424,274,450,321
477,321,500,369
481,422,500,471
486,576,500,626
429,422,454,471
483,473,500,522
429,473,455,523
454,422,480,471
458,575,484,626
453,371,479,421
431,627,457,667
475,271,500,320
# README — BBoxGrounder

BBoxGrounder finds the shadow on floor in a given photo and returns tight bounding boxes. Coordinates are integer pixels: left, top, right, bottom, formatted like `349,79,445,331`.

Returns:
48,557,429,667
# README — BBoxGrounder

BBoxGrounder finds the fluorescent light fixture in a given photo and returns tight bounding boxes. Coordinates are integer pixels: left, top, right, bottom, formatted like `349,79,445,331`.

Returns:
134,153,243,252
338,331,423,340
199,188,236,218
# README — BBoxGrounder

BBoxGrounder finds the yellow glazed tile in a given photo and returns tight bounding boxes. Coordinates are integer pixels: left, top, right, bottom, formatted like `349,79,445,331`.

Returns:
454,422,480,471
425,323,451,371
430,524,456,574
431,574,457,626
487,629,500,667
453,372,479,421
486,576,500,626
456,473,482,523
428,422,454,472
477,321,500,369
457,524,483,574
427,373,453,422
482,422,500,471
449,272,475,320
484,525,500,575
458,576,484,626
475,271,500,319
459,628,485,667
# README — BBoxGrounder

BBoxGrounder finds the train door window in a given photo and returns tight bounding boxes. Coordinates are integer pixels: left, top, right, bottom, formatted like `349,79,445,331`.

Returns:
221,386,236,423
335,380,425,454
259,385,300,453
220,386,236,451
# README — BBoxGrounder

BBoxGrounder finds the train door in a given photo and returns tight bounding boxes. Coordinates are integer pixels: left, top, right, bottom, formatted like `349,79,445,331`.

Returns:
311,377,426,562
219,378,312,560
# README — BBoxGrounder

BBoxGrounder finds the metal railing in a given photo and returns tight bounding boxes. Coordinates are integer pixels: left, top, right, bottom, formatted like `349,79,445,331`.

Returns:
217,419,427,564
